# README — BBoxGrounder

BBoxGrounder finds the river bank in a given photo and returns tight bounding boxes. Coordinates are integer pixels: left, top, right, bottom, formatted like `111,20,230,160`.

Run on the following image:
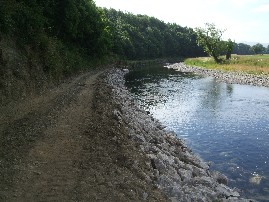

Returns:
0,66,256,201
167,62,269,87
104,68,254,201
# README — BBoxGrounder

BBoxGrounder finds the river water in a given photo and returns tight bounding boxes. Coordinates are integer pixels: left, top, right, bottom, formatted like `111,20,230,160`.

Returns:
125,64,269,201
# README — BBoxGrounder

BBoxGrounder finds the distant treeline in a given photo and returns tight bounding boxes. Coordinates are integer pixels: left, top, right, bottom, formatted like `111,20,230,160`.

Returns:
0,0,268,71
233,43,269,55
103,8,206,59
103,9,269,57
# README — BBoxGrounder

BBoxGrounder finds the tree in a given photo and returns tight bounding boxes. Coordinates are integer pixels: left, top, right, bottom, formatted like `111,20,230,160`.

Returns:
252,43,266,55
235,43,253,55
226,39,233,60
195,23,226,63
103,8,205,60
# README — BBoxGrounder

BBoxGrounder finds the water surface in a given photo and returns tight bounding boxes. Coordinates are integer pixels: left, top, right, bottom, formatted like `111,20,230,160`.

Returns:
125,64,269,201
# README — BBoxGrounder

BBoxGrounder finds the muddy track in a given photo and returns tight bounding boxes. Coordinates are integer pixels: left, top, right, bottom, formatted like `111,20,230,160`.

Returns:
0,70,168,201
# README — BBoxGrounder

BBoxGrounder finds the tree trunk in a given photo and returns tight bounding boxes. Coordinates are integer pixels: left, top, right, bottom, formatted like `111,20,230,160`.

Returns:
226,52,231,60
212,54,221,63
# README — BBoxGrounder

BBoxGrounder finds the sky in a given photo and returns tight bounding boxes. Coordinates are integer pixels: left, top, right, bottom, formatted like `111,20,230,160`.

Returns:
94,0,269,44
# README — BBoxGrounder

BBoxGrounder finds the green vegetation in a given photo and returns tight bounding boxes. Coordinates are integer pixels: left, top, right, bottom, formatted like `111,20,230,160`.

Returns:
0,0,208,86
190,23,268,73
195,23,227,63
233,43,269,55
102,8,205,60
0,0,111,79
184,55,269,75
233,43,254,55
252,43,266,55
0,0,268,82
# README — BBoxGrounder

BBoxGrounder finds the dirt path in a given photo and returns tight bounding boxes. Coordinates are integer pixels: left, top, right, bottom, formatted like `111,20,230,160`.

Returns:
0,70,168,201
0,70,102,201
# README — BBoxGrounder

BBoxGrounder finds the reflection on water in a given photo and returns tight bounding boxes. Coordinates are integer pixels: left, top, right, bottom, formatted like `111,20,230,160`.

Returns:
125,64,269,201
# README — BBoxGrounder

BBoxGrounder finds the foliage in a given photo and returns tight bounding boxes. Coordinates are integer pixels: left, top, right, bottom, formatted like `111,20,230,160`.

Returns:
0,0,112,80
2,0,267,80
233,43,254,55
195,23,227,63
1,0,208,73
0,0,111,53
184,54,269,75
225,39,233,60
102,8,205,60
252,43,266,55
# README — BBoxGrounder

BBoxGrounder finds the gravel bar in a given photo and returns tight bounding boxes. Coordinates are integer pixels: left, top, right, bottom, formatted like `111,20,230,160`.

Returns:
167,62,269,88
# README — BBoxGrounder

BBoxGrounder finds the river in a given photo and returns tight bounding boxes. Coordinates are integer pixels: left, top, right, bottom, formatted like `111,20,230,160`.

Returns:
125,64,269,201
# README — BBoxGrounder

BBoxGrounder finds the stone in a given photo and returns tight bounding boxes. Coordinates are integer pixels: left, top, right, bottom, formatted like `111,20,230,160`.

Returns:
211,171,229,185
105,68,253,202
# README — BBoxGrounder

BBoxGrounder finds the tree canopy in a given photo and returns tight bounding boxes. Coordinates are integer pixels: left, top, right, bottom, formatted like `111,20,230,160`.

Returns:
233,43,254,55
102,8,205,60
0,0,265,67
195,23,228,63
252,43,266,55
0,0,110,56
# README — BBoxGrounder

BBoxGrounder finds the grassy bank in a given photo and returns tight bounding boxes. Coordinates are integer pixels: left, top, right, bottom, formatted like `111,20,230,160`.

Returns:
184,54,269,75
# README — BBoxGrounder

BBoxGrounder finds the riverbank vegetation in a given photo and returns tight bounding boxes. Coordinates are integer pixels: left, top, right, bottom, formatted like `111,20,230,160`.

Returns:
0,1,206,76
184,54,269,75
0,0,111,77
102,8,205,59
1,0,267,77
195,23,231,63
194,23,269,64
1,0,268,103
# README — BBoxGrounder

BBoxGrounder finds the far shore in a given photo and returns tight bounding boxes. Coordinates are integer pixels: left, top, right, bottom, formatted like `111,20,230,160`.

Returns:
167,62,269,88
